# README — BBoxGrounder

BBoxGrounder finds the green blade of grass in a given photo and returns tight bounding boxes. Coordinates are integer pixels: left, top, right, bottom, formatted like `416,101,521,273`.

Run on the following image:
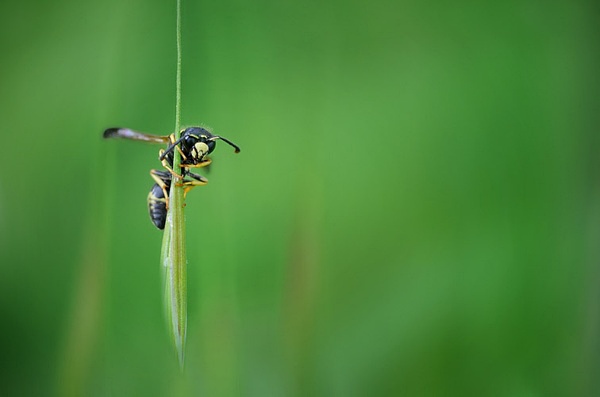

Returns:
161,183,187,367
161,0,186,368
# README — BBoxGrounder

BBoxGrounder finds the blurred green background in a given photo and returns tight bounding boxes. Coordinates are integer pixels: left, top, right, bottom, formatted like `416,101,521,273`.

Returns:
1,0,599,396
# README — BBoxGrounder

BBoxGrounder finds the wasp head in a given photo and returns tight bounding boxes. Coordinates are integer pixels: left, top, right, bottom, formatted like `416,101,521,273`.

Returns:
161,127,240,166
180,127,215,164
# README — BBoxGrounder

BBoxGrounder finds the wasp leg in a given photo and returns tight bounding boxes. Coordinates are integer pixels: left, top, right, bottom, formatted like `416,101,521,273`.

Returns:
182,186,200,197
168,132,188,160
160,133,187,162
158,133,186,174
178,172,208,196
159,148,186,179
150,169,172,208
176,145,187,161
186,171,208,183
184,157,212,169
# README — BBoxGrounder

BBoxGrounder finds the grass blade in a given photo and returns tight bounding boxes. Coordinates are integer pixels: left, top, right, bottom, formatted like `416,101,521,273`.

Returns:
161,0,187,368
161,183,187,367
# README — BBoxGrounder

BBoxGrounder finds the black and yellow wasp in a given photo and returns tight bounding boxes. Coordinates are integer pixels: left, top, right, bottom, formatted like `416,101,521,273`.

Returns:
103,126,240,230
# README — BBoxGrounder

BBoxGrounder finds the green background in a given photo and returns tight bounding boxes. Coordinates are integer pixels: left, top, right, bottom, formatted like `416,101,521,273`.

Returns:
1,0,599,396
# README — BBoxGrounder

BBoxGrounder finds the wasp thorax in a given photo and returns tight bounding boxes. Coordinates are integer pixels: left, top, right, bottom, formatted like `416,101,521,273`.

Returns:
192,142,210,161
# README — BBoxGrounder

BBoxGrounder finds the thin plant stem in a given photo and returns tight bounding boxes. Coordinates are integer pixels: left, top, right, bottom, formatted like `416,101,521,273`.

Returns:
161,0,187,369
174,0,182,132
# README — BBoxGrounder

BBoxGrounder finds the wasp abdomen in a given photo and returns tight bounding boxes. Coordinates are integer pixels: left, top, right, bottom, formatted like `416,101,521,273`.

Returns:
148,183,168,230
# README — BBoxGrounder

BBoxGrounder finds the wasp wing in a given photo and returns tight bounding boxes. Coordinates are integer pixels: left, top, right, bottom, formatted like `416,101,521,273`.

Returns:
103,127,171,144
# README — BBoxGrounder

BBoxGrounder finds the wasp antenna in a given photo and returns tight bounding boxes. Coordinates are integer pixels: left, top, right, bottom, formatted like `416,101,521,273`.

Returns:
160,135,187,160
211,136,241,153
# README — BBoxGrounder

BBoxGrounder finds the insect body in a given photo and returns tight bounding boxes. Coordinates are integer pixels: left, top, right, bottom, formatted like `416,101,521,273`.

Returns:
104,126,240,229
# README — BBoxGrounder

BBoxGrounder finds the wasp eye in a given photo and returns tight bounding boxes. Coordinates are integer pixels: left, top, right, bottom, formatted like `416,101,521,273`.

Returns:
206,140,216,153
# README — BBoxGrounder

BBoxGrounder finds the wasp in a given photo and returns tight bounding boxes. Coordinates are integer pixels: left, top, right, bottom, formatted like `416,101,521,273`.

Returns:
103,126,240,229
